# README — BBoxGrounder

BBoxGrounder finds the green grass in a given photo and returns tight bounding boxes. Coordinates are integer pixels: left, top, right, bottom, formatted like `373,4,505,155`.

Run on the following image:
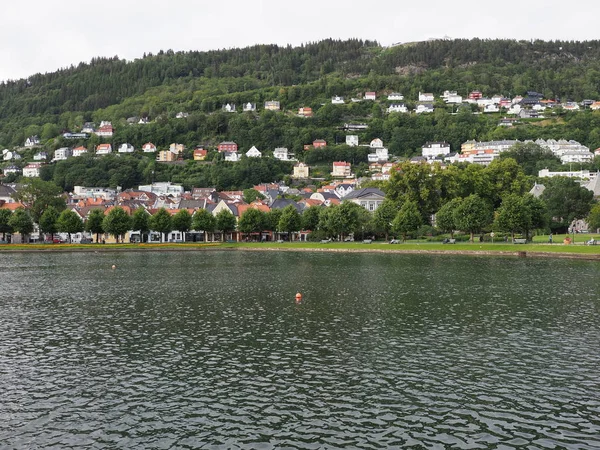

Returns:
1,238,599,256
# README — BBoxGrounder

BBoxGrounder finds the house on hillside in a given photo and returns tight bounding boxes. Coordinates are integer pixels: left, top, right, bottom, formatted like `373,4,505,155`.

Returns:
118,143,135,153
175,112,189,119
24,136,40,147
388,103,408,113
415,104,434,114
246,146,262,158
53,147,72,161
193,148,208,160
274,147,291,161
3,165,21,175
156,150,177,162
298,107,313,117
95,121,113,137
331,161,352,178
72,146,88,157
218,141,238,153
142,142,157,153
96,144,112,155
364,92,376,100
23,162,43,177
313,139,327,148
224,151,241,162
422,142,451,160
264,101,280,111
243,102,257,112
346,135,359,146
331,96,345,104
292,162,309,179
388,92,404,101
418,92,434,102
33,151,48,160
223,103,236,113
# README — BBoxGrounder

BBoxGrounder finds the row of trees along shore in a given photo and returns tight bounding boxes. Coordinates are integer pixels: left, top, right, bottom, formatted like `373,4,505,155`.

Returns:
2,160,599,243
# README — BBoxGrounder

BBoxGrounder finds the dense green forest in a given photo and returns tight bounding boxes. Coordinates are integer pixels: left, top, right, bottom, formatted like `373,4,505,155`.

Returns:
2,38,600,190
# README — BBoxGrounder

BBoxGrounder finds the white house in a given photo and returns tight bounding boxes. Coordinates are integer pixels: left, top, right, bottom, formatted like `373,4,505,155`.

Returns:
387,93,404,101
243,102,257,112
560,150,594,164
331,96,345,104
370,138,384,149
346,135,359,147
33,151,48,161
364,92,376,100
3,165,21,175
445,94,463,104
422,142,451,159
53,147,72,161
96,144,112,155
118,143,135,153
24,136,40,147
387,104,408,113
344,188,386,212
72,146,88,157
23,162,43,177
3,150,21,161
274,147,291,161
175,112,189,119
223,103,236,112
81,123,95,133
418,92,434,102
484,104,500,113
264,101,280,111
368,148,389,163
224,151,241,162
415,104,434,114
95,121,113,137
142,142,157,153
246,146,262,158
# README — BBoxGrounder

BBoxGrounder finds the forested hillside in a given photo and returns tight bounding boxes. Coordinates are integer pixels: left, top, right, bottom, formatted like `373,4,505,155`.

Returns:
2,37,600,190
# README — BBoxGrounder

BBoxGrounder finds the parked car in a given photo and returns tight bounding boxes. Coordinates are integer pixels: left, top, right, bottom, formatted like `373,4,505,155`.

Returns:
52,238,66,244
389,239,400,244
344,236,354,242
80,238,93,244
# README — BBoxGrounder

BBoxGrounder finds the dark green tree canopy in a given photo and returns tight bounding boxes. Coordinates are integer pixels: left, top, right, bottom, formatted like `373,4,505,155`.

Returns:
102,207,132,241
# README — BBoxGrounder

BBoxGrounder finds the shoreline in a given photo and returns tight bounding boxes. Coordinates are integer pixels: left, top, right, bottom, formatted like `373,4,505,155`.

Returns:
1,243,599,260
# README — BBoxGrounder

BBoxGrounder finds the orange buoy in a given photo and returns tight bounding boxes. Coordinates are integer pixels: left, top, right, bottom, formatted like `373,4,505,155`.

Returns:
295,292,302,301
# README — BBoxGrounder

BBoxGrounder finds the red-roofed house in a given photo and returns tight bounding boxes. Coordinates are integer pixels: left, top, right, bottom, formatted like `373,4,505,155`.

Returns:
313,139,327,148
218,141,238,153
331,161,352,178
96,144,112,155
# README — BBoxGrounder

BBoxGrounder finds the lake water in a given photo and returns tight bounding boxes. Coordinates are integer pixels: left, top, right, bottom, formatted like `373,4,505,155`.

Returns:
1,250,599,449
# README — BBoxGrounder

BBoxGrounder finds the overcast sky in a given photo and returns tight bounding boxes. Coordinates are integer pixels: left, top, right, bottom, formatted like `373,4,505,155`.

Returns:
1,0,599,82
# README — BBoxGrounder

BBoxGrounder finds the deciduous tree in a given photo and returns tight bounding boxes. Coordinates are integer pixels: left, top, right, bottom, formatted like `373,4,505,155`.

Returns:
8,208,34,242
149,208,173,242
392,200,423,242
85,209,105,243
102,207,131,243
56,209,84,243
453,194,493,242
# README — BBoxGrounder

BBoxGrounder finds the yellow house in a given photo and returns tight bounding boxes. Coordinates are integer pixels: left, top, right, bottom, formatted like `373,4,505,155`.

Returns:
293,162,310,179
156,150,177,162
194,149,208,160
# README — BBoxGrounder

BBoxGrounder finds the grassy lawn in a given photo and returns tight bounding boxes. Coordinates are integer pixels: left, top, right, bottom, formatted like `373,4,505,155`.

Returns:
1,238,599,256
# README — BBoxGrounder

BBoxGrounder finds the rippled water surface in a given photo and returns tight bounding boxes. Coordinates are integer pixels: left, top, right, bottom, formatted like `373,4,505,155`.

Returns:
1,251,599,449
